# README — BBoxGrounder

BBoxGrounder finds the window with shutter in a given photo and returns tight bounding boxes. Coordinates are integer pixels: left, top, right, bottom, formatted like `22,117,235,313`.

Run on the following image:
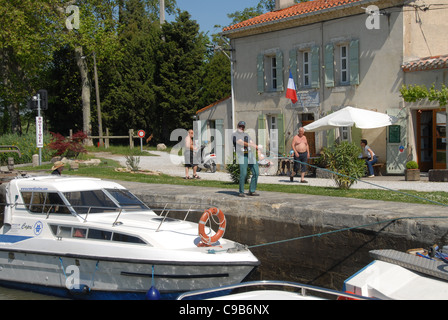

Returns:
276,50,284,91
349,40,360,85
311,46,320,89
257,53,265,93
257,50,284,93
324,44,335,87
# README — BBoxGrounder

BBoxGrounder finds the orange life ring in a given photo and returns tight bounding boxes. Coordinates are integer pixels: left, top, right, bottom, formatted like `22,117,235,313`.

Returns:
198,207,226,246
337,291,358,300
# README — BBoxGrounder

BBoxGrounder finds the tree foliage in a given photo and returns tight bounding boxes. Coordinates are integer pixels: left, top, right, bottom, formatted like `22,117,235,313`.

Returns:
1,0,284,145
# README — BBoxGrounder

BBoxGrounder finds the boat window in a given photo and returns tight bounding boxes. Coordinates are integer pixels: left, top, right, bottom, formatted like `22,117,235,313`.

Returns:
49,224,147,245
21,192,71,214
112,232,146,244
106,189,149,211
57,226,72,238
72,228,87,238
63,190,118,214
88,229,112,241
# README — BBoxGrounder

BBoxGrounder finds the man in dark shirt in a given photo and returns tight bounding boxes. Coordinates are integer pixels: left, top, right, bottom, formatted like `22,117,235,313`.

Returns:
231,121,259,197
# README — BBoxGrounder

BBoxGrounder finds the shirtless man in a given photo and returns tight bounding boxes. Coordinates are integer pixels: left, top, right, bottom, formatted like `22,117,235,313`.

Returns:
291,127,310,183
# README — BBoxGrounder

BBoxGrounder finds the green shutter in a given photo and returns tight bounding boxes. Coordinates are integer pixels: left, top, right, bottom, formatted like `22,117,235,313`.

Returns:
215,119,224,164
311,46,320,89
349,39,359,85
257,53,265,93
277,113,285,155
289,49,298,86
276,50,284,91
324,44,334,87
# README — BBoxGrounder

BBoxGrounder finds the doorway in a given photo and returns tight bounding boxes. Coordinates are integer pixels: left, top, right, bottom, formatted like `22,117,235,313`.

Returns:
300,113,316,156
416,109,446,171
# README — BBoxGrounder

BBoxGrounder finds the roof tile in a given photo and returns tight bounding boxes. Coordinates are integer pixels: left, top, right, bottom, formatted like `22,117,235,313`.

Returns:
402,55,448,72
223,0,362,32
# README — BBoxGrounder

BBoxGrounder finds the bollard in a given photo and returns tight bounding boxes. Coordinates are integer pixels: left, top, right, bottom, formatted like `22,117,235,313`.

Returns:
7,157,14,171
32,154,39,167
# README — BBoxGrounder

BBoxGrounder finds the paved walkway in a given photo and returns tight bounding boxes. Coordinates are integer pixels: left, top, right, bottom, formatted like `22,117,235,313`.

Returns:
94,151,448,193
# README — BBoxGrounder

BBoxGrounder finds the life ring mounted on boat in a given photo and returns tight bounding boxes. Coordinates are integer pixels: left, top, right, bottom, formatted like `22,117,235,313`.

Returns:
198,207,226,246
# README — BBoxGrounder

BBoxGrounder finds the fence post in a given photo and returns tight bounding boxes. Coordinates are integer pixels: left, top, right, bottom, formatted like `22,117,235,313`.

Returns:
105,128,110,149
129,129,134,149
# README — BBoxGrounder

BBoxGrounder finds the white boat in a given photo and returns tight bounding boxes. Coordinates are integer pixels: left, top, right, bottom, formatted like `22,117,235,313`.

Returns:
343,249,448,300
176,280,370,300
0,176,259,299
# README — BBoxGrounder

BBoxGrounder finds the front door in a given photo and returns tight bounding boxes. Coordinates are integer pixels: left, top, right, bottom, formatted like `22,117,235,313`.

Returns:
301,114,316,156
434,110,447,169
417,109,446,171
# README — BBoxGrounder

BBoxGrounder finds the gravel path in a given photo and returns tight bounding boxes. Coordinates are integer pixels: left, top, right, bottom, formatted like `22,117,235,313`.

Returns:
94,151,448,193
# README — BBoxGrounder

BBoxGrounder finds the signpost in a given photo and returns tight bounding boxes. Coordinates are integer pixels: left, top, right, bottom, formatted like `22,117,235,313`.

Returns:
30,90,48,166
137,130,145,152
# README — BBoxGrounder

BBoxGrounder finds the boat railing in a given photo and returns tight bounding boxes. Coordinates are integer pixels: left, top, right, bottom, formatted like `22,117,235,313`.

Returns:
154,203,204,232
1,201,122,225
176,280,373,300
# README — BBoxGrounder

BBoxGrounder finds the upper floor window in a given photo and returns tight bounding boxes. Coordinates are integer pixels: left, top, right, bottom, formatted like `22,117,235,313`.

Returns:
289,47,320,90
269,56,278,90
257,50,284,93
324,39,359,87
303,51,311,87
340,45,349,84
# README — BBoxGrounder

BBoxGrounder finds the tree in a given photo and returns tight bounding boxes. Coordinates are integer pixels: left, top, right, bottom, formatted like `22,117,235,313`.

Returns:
102,0,160,136
197,36,231,109
44,46,84,135
0,0,60,134
155,10,207,141
227,0,304,25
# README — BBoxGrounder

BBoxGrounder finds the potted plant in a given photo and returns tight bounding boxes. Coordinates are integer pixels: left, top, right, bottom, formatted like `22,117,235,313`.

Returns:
405,161,420,181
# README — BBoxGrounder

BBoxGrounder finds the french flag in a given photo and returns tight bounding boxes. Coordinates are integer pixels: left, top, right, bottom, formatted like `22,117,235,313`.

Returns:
286,70,298,104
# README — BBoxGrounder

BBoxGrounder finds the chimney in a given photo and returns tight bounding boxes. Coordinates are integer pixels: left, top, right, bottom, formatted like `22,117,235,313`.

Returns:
275,0,296,10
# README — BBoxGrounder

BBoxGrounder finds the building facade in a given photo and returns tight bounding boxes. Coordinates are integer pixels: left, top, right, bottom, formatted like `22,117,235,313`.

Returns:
197,0,447,173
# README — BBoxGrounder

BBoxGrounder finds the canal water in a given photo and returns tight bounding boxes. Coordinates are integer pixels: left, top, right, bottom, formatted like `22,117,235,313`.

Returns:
0,210,426,300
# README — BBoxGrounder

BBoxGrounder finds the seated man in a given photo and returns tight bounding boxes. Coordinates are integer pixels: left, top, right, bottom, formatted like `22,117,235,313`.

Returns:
360,139,377,177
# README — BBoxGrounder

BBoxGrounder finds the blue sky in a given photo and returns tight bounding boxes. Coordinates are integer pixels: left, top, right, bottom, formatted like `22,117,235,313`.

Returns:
169,0,261,35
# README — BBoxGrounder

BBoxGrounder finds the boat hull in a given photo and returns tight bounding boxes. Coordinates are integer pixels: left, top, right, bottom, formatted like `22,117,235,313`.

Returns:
0,249,258,300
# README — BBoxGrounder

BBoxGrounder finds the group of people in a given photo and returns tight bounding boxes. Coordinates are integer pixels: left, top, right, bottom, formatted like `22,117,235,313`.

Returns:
184,121,377,197
49,123,376,196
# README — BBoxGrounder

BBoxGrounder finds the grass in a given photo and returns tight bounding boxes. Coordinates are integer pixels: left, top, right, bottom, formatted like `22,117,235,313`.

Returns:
20,152,448,208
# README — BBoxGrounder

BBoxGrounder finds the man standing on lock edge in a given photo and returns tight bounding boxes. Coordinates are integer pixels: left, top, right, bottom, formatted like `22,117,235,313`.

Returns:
291,127,310,183
232,121,259,198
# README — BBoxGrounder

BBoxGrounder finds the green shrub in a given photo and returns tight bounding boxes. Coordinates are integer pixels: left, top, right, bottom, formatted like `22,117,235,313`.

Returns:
225,155,252,184
0,132,52,165
406,161,419,169
320,141,366,190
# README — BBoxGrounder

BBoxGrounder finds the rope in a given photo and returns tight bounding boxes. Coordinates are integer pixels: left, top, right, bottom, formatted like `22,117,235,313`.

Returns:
247,215,448,250
90,260,99,287
207,156,448,253
274,154,448,207
207,214,448,254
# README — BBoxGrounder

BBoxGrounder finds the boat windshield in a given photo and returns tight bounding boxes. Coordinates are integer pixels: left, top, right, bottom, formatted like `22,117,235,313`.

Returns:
105,189,149,211
63,190,119,214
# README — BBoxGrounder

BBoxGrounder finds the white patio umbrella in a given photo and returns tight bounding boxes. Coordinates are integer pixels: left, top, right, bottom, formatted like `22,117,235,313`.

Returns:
303,106,396,132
